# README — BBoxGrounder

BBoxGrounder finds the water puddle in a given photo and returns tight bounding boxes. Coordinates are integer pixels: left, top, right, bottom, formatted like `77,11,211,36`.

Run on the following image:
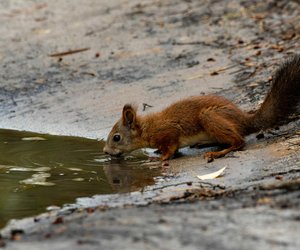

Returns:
0,129,161,228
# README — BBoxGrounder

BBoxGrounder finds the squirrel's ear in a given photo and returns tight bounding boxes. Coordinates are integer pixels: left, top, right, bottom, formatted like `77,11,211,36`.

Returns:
122,104,137,128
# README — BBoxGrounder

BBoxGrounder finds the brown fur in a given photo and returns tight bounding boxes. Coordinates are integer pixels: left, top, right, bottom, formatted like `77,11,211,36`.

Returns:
103,55,300,162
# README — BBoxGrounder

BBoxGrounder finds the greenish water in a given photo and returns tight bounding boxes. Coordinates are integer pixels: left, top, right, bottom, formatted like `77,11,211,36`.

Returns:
0,129,160,229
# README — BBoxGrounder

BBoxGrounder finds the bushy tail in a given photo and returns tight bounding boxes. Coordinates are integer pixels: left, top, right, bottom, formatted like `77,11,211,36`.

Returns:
247,55,300,133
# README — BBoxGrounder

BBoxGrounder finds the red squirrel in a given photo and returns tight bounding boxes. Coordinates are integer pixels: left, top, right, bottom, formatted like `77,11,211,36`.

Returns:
103,55,300,162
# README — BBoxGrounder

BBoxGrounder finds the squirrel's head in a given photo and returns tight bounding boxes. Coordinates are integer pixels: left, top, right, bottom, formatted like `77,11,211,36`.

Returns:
103,104,142,157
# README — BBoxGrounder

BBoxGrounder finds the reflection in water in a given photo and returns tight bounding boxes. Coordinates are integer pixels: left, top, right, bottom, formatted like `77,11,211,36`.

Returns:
103,158,158,193
0,129,161,228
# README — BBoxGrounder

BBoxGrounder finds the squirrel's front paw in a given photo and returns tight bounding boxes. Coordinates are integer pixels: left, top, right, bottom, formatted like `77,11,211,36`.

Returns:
204,152,215,163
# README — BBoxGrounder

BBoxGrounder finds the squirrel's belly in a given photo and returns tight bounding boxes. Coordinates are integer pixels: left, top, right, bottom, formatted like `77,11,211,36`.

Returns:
179,131,216,148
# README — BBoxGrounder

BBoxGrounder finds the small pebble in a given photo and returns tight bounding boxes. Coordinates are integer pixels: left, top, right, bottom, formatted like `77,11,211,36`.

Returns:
10,229,24,241
52,217,64,225
162,161,169,167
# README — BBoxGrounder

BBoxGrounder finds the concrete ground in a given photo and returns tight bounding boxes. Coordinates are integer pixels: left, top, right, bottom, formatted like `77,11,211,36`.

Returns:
0,0,299,249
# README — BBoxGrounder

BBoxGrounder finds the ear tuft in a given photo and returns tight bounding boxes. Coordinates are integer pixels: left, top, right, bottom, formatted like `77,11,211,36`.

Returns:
122,104,137,128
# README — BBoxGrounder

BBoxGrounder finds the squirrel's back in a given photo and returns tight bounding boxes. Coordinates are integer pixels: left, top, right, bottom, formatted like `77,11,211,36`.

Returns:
154,95,248,136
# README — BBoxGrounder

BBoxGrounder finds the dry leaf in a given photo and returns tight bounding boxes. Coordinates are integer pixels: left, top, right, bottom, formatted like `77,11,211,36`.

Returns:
35,78,46,84
257,197,273,205
197,166,226,180
81,71,96,77
248,83,259,87
269,44,284,52
255,50,261,56
32,28,51,35
207,57,216,62
187,65,235,80
210,71,219,76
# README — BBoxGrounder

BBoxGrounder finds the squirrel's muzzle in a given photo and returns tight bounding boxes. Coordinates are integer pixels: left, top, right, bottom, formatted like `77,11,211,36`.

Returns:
103,145,123,157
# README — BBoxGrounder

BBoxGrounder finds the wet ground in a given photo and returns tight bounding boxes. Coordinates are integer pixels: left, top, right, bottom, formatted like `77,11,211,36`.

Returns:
0,0,299,249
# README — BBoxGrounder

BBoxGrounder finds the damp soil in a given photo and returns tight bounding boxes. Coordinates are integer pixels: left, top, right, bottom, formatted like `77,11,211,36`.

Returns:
0,129,160,229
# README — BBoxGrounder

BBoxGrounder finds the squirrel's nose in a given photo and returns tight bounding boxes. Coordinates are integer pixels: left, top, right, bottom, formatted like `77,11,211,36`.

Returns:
103,146,109,154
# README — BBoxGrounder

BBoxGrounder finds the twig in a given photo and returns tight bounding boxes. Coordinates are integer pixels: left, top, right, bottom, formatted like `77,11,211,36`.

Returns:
172,41,212,46
152,180,226,191
48,48,90,57
197,181,226,190
142,103,153,111
259,179,300,191
187,64,237,80
152,181,193,191
80,71,96,77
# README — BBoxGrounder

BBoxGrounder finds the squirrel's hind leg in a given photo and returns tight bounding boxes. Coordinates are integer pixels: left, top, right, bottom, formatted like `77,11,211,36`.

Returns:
204,146,242,162
199,110,245,162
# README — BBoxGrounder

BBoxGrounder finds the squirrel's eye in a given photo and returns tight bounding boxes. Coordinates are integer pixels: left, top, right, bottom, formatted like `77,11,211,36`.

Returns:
113,134,121,142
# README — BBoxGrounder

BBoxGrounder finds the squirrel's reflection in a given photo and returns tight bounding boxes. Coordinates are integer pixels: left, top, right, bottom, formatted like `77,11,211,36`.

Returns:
103,158,161,193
